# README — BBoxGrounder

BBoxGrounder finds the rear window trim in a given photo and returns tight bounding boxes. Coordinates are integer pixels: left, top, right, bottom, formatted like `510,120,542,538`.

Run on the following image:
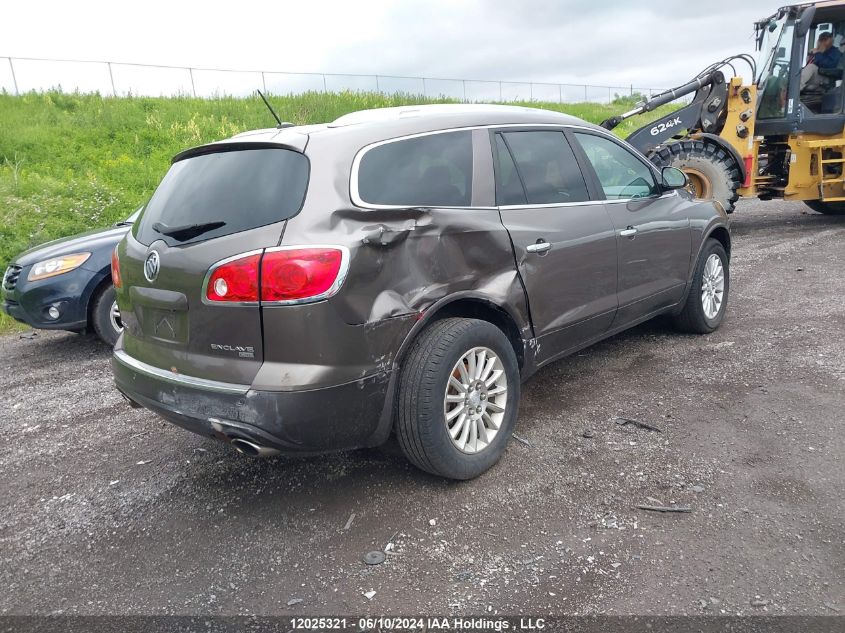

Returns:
350,123,644,211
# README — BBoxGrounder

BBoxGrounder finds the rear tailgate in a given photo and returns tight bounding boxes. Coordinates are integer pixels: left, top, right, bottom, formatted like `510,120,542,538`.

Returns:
116,144,309,386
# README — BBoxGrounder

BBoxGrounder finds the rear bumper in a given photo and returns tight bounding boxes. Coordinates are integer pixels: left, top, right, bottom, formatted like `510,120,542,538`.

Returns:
111,349,394,454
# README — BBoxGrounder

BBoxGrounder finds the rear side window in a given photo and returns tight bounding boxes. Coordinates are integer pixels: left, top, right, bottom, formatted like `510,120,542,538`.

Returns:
498,131,589,205
357,131,473,207
573,133,658,200
135,148,309,246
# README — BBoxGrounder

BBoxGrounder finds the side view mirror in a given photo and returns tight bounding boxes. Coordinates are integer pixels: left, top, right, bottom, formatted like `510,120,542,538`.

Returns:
661,166,688,190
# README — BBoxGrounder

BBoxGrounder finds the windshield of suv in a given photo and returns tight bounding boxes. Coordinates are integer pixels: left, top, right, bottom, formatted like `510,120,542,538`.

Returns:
134,147,309,246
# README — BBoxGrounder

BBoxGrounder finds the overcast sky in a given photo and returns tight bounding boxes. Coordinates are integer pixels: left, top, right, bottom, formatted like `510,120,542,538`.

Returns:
1,0,779,100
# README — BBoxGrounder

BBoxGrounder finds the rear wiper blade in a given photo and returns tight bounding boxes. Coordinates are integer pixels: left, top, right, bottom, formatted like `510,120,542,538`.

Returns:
152,221,226,241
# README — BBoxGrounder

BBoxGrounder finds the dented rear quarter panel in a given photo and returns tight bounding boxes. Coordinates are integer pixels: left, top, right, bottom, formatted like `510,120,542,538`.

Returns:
258,127,532,391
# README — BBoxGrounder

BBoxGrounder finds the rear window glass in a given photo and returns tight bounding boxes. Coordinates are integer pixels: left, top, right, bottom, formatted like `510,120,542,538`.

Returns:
134,147,309,246
357,131,473,207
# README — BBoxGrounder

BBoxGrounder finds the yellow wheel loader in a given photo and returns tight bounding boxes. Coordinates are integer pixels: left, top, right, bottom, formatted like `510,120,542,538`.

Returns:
601,1,845,215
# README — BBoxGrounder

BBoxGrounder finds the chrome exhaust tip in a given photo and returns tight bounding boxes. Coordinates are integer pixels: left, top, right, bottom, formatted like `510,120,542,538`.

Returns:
229,437,280,458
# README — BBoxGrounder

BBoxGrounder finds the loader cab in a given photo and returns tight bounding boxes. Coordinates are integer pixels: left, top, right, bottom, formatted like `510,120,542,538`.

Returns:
755,2,845,136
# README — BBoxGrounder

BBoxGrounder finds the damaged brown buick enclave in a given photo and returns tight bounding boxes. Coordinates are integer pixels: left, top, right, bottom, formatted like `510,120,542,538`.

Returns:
111,104,730,479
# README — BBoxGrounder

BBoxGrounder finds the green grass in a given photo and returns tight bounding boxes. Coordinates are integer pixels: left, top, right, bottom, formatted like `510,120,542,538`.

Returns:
0,90,677,334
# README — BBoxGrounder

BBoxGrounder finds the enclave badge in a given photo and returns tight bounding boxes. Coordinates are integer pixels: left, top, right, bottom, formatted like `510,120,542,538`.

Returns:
144,251,160,283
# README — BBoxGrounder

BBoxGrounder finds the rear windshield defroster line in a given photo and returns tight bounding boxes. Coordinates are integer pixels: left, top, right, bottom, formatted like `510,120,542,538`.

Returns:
134,146,310,247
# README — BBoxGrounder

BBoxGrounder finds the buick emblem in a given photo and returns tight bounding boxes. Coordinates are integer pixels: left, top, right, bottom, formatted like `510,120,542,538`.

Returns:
144,250,160,283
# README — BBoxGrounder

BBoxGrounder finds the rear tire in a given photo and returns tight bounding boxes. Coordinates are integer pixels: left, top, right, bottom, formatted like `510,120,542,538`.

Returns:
651,139,742,213
396,318,520,480
91,285,122,346
673,238,729,334
804,200,845,215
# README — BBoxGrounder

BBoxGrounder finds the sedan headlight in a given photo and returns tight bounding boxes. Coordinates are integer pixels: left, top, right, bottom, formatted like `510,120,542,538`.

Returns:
27,253,91,281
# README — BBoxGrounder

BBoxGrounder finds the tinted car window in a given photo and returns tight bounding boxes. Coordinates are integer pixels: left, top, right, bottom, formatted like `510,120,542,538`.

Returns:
573,133,658,200
134,148,309,246
500,131,589,204
357,131,472,207
494,135,527,205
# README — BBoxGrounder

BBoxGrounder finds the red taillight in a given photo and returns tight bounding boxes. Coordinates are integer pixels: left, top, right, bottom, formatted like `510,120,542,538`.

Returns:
111,246,122,289
205,253,261,303
261,248,345,303
204,247,346,304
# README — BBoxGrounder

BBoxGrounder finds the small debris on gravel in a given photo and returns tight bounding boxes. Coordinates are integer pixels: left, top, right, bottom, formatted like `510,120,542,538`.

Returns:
512,433,532,447
343,512,356,530
582,429,594,438
614,416,663,432
19,331,37,339
286,598,303,606
363,590,376,600
634,504,692,513
428,518,437,527
750,597,771,607
363,550,386,566
690,485,705,493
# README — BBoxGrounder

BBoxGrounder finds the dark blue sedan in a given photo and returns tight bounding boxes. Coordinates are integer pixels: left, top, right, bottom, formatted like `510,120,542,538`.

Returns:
2,208,140,345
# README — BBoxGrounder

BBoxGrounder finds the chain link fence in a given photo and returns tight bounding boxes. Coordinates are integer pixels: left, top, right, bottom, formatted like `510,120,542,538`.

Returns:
1,56,669,104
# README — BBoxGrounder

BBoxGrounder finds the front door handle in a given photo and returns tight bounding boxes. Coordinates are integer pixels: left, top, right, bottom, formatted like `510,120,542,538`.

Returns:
620,226,638,238
526,241,551,253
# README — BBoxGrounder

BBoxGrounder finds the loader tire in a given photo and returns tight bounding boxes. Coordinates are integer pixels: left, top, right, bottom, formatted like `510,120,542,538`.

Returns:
804,200,845,215
651,139,742,213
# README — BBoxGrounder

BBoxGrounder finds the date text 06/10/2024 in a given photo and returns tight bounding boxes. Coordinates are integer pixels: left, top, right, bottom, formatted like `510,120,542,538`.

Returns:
289,617,548,631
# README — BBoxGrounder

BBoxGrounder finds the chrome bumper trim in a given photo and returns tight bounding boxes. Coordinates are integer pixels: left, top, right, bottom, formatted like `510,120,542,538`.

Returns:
113,349,250,395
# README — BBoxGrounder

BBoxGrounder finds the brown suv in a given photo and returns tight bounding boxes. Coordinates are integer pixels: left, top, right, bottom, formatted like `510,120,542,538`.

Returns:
111,104,730,479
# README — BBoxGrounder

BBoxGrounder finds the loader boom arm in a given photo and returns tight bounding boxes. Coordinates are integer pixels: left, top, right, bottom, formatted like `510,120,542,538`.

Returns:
600,71,730,156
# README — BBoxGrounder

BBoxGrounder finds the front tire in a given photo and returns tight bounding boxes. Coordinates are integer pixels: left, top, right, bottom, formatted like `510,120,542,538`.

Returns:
651,139,742,213
673,238,729,334
804,200,845,215
396,318,520,480
91,285,122,346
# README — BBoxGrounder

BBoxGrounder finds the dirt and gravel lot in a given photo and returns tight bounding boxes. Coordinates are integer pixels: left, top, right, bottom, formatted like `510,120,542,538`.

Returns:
1,199,843,617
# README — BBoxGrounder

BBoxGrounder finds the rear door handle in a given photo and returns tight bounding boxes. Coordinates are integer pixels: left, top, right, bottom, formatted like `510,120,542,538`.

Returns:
526,241,551,253
620,226,638,237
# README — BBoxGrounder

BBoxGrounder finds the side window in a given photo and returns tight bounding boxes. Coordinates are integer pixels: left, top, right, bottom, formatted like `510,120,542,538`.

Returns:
498,131,589,205
357,131,473,207
494,135,527,205
573,133,659,200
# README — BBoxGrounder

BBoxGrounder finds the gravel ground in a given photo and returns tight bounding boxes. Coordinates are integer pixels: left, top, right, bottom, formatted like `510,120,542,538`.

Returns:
1,199,843,617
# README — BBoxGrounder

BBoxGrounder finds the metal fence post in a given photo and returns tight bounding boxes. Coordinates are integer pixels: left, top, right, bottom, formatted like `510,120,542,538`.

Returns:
322,74,327,92
107,62,116,96
422,77,426,97
8,57,19,95
499,81,502,101
375,75,380,92
584,84,588,101
529,83,533,101
188,68,196,97
462,79,466,102
558,84,562,103
261,71,267,93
